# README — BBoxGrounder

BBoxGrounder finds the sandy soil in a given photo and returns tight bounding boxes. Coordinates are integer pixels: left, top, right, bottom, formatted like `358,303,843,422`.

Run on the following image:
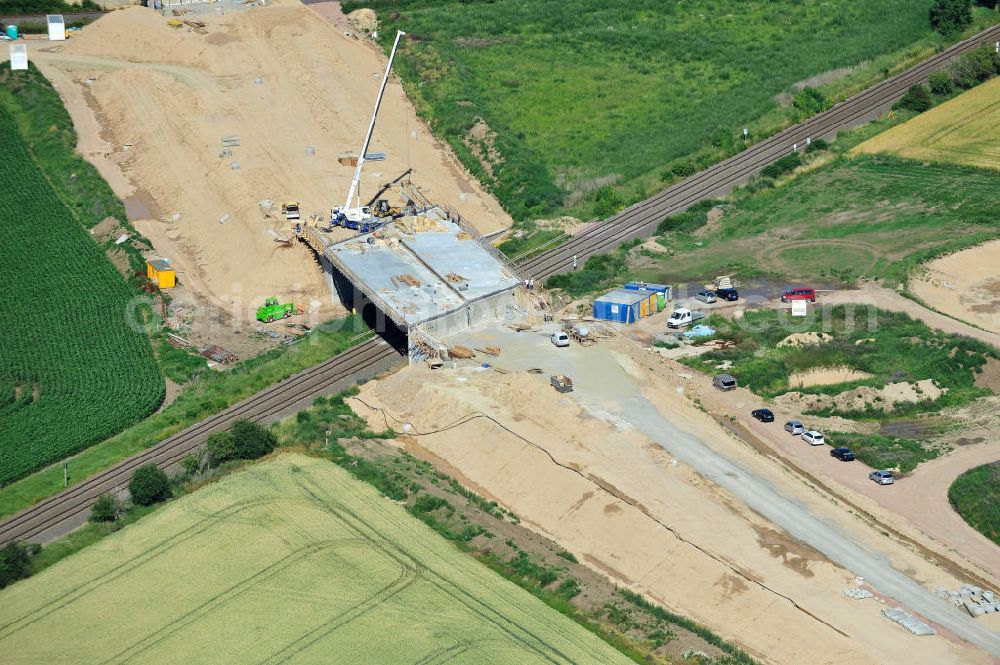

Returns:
788,366,872,388
34,3,512,325
354,328,998,664
910,240,1000,336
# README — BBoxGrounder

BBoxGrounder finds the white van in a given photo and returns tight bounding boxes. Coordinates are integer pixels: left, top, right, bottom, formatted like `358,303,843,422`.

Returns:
551,331,570,347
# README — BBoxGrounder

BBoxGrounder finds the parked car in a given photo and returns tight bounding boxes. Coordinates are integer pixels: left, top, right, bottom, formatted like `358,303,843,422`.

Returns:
716,288,739,301
713,374,737,391
801,430,825,446
666,307,706,329
751,408,774,422
694,290,717,304
830,447,855,461
869,469,895,485
550,331,569,347
781,287,816,303
784,419,805,435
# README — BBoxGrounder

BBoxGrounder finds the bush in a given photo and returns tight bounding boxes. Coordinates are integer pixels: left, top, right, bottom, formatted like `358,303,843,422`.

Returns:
928,70,954,95
792,87,829,115
128,464,171,506
179,452,201,476
929,0,973,35
0,542,32,590
206,430,237,467
805,138,829,153
89,493,120,523
591,185,625,219
760,152,801,179
894,84,933,112
206,420,276,467
953,45,1000,88
231,420,277,460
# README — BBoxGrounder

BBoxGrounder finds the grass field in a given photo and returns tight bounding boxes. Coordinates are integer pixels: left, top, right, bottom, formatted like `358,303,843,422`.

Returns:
854,76,1000,170
948,462,1000,546
635,152,1000,287
0,454,632,665
0,65,163,486
348,0,968,220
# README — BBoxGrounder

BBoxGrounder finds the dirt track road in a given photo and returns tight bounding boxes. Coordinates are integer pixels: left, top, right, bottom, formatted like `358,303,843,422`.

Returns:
822,283,1000,349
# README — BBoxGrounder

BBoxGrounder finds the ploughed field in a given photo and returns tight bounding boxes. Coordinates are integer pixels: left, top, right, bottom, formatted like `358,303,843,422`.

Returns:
0,454,632,665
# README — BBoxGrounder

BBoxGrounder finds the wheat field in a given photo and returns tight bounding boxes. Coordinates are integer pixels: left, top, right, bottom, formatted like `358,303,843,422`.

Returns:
854,77,1000,170
0,454,630,664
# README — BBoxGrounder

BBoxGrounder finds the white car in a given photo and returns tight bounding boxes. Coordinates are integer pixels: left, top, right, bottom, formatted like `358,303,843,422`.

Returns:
550,331,569,347
801,430,825,446
869,470,895,485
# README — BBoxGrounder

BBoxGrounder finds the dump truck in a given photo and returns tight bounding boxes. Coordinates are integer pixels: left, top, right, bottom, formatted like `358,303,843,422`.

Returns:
281,202,301,221
256,297,303,323
551,374,573,393
666,307,706,329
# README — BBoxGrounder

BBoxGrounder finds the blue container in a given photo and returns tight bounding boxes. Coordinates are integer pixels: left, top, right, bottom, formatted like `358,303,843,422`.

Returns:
593,289,647,324
6,25,18,40
624,281,670,294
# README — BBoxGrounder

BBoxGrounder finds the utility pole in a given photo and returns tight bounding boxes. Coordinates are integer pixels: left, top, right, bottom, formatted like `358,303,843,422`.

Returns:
63,461,68,487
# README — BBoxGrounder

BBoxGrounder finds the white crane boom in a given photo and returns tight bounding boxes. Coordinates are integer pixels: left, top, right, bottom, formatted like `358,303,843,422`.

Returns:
341,29,406,218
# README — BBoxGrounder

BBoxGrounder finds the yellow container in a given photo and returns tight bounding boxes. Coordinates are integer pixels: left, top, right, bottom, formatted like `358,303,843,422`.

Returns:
147,259,176,289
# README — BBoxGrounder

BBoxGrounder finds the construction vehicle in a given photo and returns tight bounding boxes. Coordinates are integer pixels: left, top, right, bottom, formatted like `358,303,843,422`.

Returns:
256,297,303,323
331,30,405,233
373,198,402,218
666,307,706,329
550,375,573,393
281,202,301,221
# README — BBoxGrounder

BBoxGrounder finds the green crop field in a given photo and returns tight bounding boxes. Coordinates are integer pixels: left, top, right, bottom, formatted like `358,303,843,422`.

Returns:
0,71,163,485
348,0,967,220
0,454,632,665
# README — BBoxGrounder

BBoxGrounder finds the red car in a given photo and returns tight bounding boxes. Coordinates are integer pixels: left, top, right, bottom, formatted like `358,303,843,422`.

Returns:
781,287,816,303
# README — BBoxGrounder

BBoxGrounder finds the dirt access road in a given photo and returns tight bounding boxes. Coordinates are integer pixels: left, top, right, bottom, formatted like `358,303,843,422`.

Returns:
35,3,511,324
355,326,1000,665
821,282,1000,349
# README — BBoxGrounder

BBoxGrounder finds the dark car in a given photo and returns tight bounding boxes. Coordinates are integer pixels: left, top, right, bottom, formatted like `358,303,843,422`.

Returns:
716,288,739,301
830,447,856,461
751,408,774,422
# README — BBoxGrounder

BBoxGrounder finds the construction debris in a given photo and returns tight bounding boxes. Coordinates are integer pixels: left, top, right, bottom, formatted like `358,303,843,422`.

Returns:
882,608,936,636
396,273,421,288
221,135,241,147
936,584,999,617
200,344,238,365
447,345,476,359
477,346,501,356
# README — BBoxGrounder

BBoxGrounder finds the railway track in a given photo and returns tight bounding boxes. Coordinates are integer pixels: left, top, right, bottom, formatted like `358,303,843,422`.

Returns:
0,337,402,545
3,22,998,546
521,22,1000,279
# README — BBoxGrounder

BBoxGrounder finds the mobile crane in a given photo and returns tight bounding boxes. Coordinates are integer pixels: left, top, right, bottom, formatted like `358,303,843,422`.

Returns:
331,30,406,234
